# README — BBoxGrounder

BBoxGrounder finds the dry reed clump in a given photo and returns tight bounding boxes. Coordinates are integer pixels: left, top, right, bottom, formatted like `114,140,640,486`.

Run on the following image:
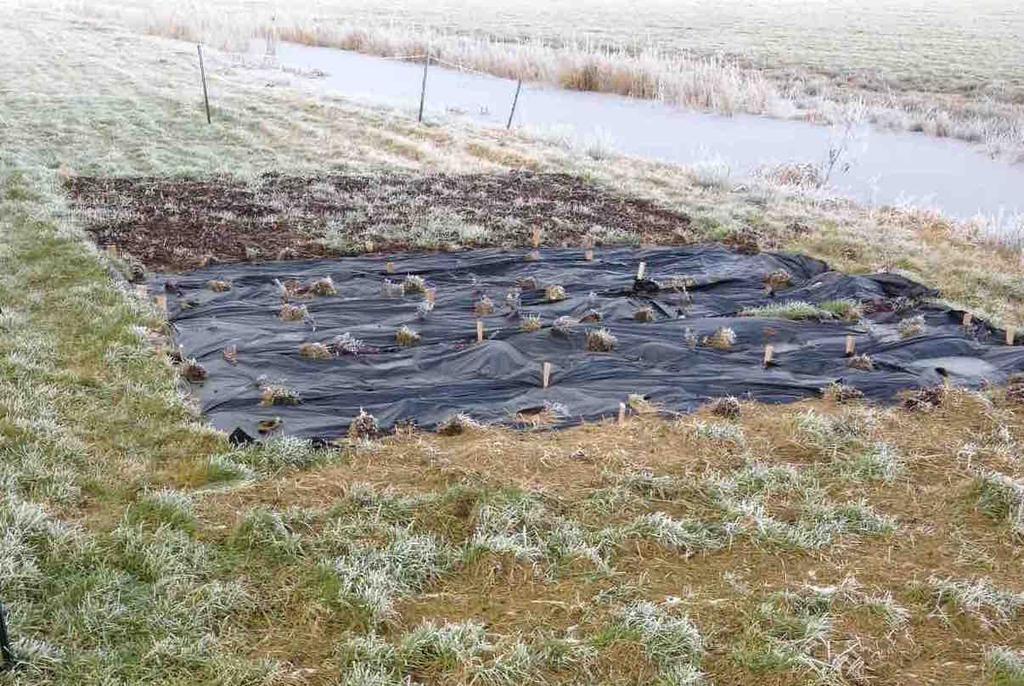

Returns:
848,354,874,371
257,417,283,434
181,358,207,383
634,305,655,322
898,315,925,338
586,327,617,352
222,345,238,365
545,284,567,302
516,276,538,291
348,408,380,439
279,303,308,322
396,325,421,347
259,383,301,406
330,332,367,355
474,295,495,316
520,314,542,332
207,279,231,292
1006,374,1024,404
708,396,741,419
436,413,482,436
299,342,333,360
403,274,427,295
703,327,736,350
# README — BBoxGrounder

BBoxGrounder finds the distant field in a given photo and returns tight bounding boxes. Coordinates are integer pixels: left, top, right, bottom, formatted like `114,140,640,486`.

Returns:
99,0,1024,98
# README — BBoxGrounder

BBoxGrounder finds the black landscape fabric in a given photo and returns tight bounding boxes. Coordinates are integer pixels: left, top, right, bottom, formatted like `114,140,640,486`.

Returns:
153,245,1024,439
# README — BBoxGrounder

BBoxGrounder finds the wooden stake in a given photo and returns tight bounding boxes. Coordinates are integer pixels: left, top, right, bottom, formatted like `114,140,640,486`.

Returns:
963,312,973,328
425,288,436,304
617,402,626,424
385,261,395,274
197,44,211,124
1007,326,1016,346
532,227,541,249
506,78,523,129
155,294,167,314
476,319,484,343
106,244,119,259
542,361,552,388
584,248,594,261
763,344,775,367
845,335,855,357
417,49,430,123
636,262,646,281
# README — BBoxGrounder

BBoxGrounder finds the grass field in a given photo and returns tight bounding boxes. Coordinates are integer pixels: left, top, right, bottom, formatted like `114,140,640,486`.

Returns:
2,5,1024,685
71,0,1024,159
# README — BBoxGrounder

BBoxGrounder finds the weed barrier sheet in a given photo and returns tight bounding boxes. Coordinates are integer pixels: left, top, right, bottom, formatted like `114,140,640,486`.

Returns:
153,246,1024,440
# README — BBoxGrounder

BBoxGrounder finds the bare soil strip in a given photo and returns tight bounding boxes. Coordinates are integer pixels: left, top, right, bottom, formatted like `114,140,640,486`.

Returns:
67,172,694,272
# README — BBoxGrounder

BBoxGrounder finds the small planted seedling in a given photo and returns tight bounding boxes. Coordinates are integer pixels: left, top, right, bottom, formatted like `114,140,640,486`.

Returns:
299,342,332,360
260,384,300,406
708,396,741,419
587,328,617,352
635,305,655,322
257,417,282,434
764,268,792,292
545,284,567,302
207,279,231,292
848,353,874,371
474,295,495,316
417,300,434,318
396,325,421,347
348,408,380,439
279,303,308,322
822,382,864,403
520,314,542,332
308,276,337,296
704,327,736,350
516,276,538,291
382,278,405,297
330,332,368,356
437,413,482,436
552,315,576,337
898,315,925,338
181,358,207,383
505,288,522,313
403,274,427,295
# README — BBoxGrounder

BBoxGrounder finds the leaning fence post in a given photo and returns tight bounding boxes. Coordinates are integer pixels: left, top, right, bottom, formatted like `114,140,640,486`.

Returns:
506,78,523,129
0,601,14,671
197,44,211,124
418,48,430,123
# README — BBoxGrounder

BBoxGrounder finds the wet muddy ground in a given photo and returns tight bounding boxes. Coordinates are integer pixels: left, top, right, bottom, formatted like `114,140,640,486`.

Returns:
67,172,695,272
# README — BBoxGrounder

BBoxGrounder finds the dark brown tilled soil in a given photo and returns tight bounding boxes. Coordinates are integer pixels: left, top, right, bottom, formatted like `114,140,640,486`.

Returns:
66,171,694,272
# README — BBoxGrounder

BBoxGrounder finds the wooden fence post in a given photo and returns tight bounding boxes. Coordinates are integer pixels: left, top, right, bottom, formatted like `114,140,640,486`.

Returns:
506,78,523,129
197,44,211,124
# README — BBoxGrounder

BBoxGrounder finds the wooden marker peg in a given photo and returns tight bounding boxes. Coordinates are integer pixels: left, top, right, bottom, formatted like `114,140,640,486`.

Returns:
531,227,541,249
1007,326,1016,346
845,335,855,357
476,319,484,343
106,244,119,259
636,262,646,281
155,294,167,314
385,261,395,274
763,344,775,367
584,248,594,261
542,361,552,388
617,402,626,424
963,312,973,328
425,288,436,304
